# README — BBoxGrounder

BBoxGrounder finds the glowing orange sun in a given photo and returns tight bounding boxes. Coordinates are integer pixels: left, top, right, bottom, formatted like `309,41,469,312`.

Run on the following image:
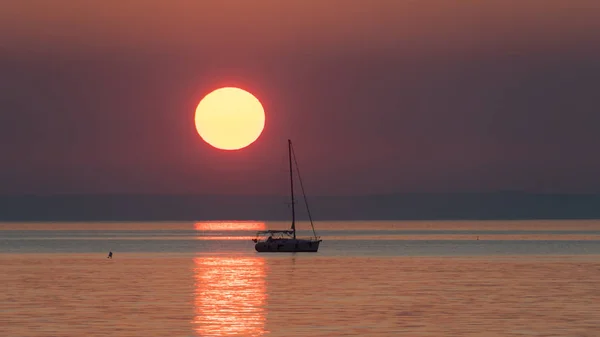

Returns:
195,87,265,150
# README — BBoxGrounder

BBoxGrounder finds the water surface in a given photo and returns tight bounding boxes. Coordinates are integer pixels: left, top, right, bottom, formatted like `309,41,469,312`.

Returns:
2,220,599,336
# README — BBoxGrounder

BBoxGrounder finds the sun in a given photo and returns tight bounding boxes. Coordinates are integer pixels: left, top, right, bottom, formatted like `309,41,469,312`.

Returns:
195,87,265,150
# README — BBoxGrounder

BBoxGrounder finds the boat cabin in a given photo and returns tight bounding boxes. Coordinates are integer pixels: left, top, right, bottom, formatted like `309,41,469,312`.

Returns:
252,230,294,243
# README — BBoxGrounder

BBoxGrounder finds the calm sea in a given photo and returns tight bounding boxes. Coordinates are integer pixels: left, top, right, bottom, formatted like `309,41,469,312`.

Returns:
1,220,600,336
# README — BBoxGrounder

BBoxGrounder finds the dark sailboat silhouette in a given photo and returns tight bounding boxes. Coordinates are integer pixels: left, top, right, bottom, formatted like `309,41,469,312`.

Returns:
252,140,322,252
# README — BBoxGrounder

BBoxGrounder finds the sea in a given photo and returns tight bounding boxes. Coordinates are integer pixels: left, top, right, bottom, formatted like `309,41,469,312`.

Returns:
1,220,600,336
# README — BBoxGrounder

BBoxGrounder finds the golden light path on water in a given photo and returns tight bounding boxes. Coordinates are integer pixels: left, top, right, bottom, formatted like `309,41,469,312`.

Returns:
192,222,268,336
194,222,267,232
192,257,267,336
193,221,267,241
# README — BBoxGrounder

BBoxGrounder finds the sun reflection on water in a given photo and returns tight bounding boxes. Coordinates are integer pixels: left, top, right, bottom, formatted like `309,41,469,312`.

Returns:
192,256,267,336
194,222,266,231
193,221,267,241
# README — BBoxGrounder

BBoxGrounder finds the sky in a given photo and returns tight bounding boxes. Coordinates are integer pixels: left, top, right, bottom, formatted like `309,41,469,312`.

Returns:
1,0,600,196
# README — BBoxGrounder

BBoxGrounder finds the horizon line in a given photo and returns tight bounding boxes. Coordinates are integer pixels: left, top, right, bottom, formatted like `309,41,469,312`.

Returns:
1,192,600,197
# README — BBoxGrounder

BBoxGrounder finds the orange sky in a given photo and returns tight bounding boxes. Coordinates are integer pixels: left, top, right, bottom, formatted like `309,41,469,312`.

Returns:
2,1,598,55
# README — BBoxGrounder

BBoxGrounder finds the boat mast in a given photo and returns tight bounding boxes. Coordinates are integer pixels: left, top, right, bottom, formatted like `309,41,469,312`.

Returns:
288,139,296,239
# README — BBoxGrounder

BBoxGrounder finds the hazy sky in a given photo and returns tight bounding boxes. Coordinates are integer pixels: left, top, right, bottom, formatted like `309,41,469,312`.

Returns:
1,0,599,195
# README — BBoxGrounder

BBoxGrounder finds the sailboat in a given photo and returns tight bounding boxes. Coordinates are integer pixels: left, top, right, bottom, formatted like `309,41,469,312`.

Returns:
252,139,322,253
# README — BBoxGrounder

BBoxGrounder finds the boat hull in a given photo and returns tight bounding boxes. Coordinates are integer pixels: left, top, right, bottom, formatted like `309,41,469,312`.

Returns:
255,239,321,253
